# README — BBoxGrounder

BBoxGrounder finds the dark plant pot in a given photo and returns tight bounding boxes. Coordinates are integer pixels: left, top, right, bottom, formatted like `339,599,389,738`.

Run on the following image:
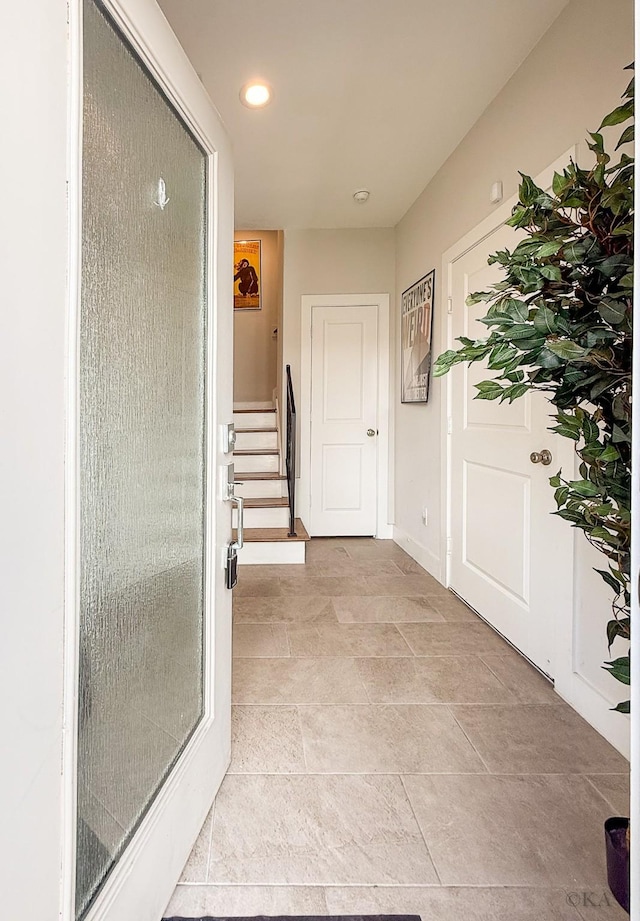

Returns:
605,817,630,914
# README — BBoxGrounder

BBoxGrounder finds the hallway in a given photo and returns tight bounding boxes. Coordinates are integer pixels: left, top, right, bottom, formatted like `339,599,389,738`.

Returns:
166,538,630,921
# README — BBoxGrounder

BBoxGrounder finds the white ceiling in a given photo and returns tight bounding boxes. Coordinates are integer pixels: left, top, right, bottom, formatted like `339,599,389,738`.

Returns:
158,0,569,230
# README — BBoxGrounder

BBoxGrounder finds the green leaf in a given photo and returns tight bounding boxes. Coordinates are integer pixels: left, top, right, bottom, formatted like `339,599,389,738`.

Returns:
603,656,631,685
599,102,634,129
613,700,630,714
597,568,623,594
540,264,562,281
474,381,503,401
545,340,589,361
616,123,634,149
598,297,628,325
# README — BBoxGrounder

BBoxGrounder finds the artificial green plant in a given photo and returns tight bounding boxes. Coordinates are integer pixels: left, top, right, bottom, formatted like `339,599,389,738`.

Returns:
434,67,633,711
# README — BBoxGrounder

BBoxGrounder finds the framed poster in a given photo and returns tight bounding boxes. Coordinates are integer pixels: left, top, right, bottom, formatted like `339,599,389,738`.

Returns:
401,269,435,403
234,240,261,309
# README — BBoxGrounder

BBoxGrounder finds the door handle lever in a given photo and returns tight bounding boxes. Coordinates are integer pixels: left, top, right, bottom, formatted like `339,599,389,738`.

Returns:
231,493,244,550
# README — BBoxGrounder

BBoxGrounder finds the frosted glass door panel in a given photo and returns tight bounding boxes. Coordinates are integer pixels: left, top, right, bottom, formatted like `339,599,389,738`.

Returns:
77,1,207,916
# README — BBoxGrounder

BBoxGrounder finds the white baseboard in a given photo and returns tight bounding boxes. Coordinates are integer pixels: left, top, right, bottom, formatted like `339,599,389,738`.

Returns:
392,526,443,583
376,523,394,540
554,672,630,760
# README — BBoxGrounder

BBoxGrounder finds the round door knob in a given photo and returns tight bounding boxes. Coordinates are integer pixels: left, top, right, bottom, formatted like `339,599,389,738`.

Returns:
530,449,552,466
367,428,376,437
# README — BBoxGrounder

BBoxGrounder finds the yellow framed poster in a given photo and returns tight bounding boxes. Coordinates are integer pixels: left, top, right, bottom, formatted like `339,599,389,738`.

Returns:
234,240,261,309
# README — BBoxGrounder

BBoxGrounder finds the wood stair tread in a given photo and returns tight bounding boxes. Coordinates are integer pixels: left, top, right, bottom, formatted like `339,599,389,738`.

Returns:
234,519,310,542
234,472,286,481
241,497,288,508
234,449,279,456
235,427,278,433
234,408,276,413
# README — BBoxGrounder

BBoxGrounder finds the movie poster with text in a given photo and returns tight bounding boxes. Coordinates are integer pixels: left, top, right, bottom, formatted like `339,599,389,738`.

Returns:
401,269,435,402
234,240,261,309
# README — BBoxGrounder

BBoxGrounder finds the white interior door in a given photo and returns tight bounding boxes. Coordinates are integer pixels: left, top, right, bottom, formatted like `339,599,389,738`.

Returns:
449,223,574,676
310,305,379,535
69,2,234,919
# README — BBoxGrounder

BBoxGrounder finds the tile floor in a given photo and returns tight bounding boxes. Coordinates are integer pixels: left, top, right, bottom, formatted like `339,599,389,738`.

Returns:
165,538,630,921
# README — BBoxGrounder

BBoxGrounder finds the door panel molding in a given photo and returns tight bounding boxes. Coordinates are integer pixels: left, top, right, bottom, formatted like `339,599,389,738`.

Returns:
299,294,391,539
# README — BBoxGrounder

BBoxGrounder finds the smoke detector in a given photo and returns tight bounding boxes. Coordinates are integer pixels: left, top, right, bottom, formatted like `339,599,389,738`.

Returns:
353,189,370,203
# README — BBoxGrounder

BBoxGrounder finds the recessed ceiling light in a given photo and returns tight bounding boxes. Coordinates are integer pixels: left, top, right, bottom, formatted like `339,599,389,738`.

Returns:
240,81,273,108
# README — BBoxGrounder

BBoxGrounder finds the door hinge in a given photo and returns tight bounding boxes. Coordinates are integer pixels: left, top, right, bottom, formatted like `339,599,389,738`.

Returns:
446,537,453,556
447,296,453,315
447,417,453,435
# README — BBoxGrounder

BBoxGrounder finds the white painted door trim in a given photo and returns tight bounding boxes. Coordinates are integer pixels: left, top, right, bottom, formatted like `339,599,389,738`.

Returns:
300,294,392,539
63,1,234,918
440,147,631,758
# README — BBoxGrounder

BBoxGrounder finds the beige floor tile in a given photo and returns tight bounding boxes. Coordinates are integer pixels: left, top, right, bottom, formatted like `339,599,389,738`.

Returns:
233,657,369,704
403,773,613,886
233,624,290,657
298,704,485,773
569,887,631,919
342,539,412,560
398,621,510,656
233,595,337,623
357,656,515,704
233,578,283,598
178,805,213,883
305,540,351,562
333,595,445,623
585,774,631,814
480,653,559,703
430,594,481,621
229,706,306,773
279,575,370,596
208,773,438,884
165,885,328,917
236,564,293,580
364,575,449,596
287,622,413,657
451,704,629,774
390,556,434,576
324,885,582,920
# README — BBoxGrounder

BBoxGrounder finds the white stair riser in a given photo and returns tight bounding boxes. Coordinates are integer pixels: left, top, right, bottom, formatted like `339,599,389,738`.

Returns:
237,541,306,565
234,454,279,474
233,506,290,529
233,412,276,429
234,480,284,499
235,430,278,451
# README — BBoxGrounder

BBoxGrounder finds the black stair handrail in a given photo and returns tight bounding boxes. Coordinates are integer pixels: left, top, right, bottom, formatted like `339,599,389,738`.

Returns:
285,364,297,537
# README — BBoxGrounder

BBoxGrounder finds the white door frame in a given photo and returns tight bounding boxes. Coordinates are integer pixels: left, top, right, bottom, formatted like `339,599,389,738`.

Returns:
64,2,234,919
300,294,392,539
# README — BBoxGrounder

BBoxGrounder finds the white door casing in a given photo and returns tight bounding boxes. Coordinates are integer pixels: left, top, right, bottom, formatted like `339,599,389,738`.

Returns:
299,294,391,539
63,2,234,919
448,222,575,675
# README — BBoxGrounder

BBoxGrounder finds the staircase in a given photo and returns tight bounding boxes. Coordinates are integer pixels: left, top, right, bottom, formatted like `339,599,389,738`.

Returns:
233,403,309,564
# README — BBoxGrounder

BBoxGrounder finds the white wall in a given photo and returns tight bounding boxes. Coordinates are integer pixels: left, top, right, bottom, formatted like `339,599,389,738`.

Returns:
283,227,396,391
282,228,396,514
394,0,633,753
234,229,282,404
0,1,69,915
